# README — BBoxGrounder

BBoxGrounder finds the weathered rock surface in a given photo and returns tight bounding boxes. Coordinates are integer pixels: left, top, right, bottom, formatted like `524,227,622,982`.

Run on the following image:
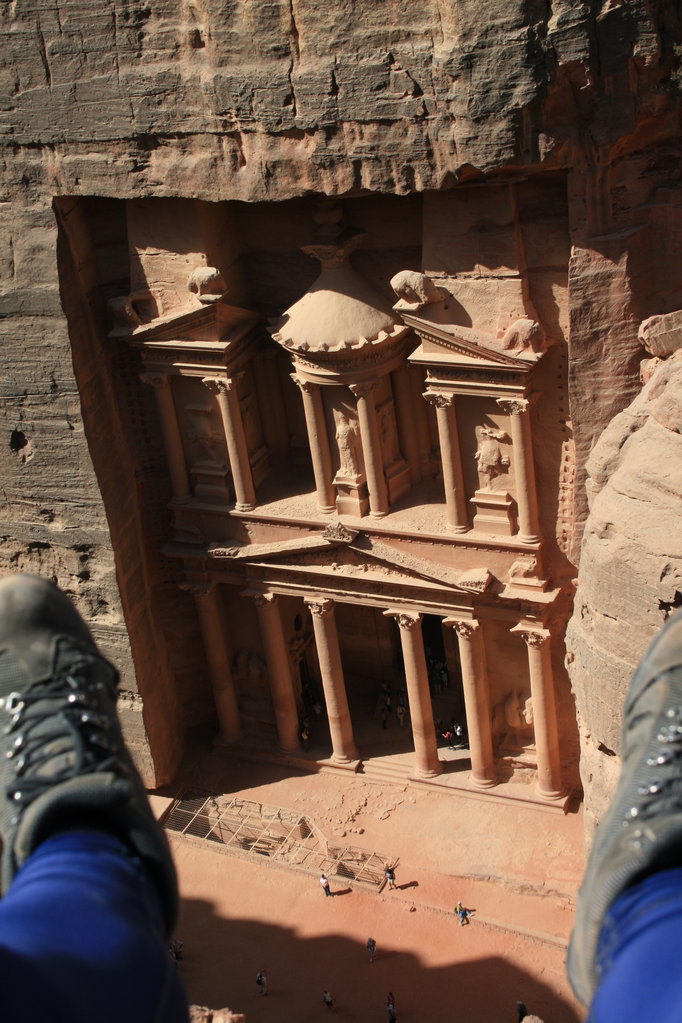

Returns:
566,338,682,838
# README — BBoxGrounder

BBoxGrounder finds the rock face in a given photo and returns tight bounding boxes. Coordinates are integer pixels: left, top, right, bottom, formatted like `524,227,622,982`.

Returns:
1,1,681,821
566,320,682,839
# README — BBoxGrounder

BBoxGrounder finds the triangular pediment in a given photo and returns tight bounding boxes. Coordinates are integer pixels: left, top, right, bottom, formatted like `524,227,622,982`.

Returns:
401,312,538,369
208,528,493,594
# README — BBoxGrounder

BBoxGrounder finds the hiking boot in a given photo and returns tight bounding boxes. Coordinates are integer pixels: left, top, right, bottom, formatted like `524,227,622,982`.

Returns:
567,611,682,1005
0,574,178,935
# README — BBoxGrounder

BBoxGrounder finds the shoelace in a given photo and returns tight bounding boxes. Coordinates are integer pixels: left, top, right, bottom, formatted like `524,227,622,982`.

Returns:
625,707,682,830
2,666,123,815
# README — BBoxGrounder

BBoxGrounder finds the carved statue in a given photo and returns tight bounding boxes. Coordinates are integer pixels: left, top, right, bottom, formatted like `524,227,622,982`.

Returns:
474,427,510,489
390,270,447,311
187,266,226,300
500,317,545,354
334,410,361,478
509,555,538,581
491,690,534,749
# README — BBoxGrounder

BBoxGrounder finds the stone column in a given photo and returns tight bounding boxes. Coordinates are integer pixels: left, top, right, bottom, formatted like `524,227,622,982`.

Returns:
424,392,469,532
385,610,441,778
497,398,541,543
306,598,358,763
350,381,389,517
140,373,191,502
513,626,564,799
443,618,495,786
187,582,241,743
253,592,300,754
392,366,421,483
203,376,256,511
292,375,335,512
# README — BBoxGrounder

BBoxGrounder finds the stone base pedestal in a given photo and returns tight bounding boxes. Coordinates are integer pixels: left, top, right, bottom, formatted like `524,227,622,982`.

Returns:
191,461,233,504
385,458,411,503
334,473,369,517
471,489,517,536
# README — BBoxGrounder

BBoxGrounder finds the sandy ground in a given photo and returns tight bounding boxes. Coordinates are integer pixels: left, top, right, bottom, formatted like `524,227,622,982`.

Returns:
163,754,587,1023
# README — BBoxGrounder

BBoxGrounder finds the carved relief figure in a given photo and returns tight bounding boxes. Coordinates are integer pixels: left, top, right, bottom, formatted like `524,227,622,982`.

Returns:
491,690,534,749
474,427,511,489
334,409,361,478
185,405,226,465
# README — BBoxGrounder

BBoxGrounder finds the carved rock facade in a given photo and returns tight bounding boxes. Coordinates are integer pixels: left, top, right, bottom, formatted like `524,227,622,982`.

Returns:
1,3,680,822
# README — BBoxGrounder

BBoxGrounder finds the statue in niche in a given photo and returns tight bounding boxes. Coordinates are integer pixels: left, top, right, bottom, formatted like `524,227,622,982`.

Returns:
185,405,225,466
474,427,510,490
491,690,534,749
334,409,361,479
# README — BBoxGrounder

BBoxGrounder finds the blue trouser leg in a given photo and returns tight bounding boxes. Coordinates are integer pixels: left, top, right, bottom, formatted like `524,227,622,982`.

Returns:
590,866,682,1023
0,831,189,1023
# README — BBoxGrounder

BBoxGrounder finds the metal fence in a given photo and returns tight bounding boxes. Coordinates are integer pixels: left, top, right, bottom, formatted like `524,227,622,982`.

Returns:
163,790,390,891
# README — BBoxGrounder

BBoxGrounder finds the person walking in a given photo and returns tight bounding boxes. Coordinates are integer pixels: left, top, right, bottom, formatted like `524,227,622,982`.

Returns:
322,989,335,1009
320,872,332,897
384,864,396,889
455,899,471,925
367,936,377,962
256,969,267,995
386,991,397,1022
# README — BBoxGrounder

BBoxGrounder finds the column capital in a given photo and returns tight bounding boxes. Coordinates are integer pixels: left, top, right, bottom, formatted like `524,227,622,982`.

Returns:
140,371,170,390
384,609,422,631
290,373,314,394
444,617,480,639
202,375,233,395
497,397,529,416
243,590,278,609
306,597,335,619
349,380,378,400
423,391,454,409
511,624,550,648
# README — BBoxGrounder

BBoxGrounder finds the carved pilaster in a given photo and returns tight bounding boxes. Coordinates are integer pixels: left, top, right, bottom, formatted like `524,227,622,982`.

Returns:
140,372,191,502
203,375,256,511
292,374,335,512
496,397,541,543
350,380,388,516
423,390,469,532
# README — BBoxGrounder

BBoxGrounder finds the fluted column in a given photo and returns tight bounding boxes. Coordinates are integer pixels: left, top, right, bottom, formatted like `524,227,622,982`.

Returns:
306,598,358,763
424,392,469,532
203,376,256,511
384,610,441,778
253,592,300,753
443,617,495,786
350,381,389,517
140,373,191,502
186,582,241,743
292,375,335,512
513,626,564,799
497,398,541,542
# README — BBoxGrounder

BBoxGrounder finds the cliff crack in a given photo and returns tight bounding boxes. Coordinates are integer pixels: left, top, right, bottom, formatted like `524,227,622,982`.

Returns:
288,0,300,62
36,22,51,89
